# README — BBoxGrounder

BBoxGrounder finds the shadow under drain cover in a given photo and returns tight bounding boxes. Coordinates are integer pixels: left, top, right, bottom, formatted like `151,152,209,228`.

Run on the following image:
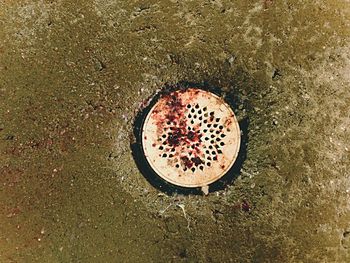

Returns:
142,88,240,188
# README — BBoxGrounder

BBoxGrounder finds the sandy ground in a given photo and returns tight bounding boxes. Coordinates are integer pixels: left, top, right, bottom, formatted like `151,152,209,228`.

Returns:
0,0,350,262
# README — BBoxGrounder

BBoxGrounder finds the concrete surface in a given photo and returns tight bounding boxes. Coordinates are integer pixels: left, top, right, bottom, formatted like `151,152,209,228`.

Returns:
0,0,349,262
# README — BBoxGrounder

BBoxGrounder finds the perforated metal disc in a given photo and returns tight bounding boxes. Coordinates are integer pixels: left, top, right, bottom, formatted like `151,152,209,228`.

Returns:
142,88,240,188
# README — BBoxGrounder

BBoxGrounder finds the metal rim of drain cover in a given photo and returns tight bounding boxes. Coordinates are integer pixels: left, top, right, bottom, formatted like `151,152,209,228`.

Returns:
142,88,241,188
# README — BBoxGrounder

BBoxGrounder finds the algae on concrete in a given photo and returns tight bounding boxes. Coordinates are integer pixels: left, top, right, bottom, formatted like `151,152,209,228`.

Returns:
0,0,349,262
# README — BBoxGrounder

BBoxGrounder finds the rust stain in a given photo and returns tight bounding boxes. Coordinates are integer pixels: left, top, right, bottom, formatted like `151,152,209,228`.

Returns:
263,0,273,9
241,200,251,212
224,116,233,127
150,89,205,170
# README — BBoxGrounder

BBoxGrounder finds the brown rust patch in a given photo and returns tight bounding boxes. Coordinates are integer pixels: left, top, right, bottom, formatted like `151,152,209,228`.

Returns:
151,89,205,170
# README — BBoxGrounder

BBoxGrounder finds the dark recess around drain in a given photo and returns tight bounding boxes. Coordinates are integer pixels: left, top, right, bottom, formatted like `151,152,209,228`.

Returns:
131,82,249,195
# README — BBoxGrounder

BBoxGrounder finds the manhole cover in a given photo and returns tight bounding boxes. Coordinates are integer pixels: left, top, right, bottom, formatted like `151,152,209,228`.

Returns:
142,88,240,188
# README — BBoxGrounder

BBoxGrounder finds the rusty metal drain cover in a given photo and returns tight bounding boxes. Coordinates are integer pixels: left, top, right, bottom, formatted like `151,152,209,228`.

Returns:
142,88,240,188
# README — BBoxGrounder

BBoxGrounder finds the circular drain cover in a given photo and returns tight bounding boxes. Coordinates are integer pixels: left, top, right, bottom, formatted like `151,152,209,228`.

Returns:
142,88,240,188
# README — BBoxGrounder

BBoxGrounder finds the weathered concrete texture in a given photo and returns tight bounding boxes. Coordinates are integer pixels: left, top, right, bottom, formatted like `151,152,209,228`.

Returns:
0,0,349,262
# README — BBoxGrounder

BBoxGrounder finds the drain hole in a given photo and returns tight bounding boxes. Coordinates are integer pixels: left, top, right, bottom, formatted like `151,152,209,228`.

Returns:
132,85,247,194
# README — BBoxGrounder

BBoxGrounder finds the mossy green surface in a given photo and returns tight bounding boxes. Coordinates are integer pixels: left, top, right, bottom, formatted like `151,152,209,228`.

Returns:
0,1,349,262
